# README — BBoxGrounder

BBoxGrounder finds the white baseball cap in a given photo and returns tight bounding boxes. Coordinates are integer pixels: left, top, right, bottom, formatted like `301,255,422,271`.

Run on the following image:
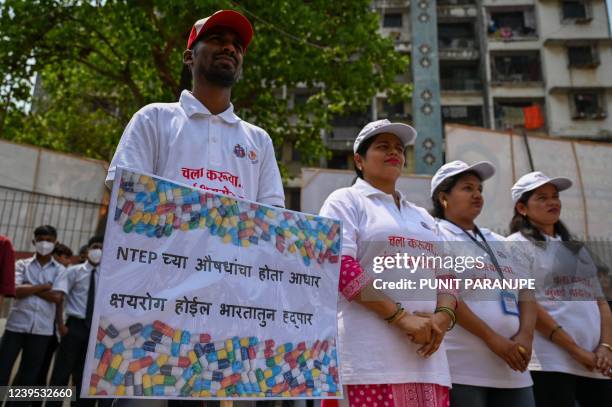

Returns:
511,171,572,204
353,119,417,154
430,160,496,197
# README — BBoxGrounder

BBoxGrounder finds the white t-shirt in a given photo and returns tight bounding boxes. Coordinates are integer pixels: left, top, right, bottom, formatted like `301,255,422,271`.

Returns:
319,178,451,387
437,220,533,388
106,90,285,207
506,232,606,379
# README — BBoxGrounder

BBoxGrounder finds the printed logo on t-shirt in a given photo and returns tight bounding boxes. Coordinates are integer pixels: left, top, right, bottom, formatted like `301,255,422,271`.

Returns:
248,149,258,164
233,144,246,158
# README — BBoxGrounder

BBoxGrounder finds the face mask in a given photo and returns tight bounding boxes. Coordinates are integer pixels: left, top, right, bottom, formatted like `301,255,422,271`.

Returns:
88,249,103,265
35,241,55,256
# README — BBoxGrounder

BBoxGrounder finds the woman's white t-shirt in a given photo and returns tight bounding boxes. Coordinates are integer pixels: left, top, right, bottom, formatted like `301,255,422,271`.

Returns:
319,178,451,387
438,220,533,388
506,232,606,379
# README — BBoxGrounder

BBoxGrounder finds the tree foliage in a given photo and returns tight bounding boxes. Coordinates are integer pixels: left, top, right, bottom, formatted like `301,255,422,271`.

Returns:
0,0,410,169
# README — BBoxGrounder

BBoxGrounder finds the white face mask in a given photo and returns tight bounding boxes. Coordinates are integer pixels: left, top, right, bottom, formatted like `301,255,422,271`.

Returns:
35,241,55,256
88,249,103,265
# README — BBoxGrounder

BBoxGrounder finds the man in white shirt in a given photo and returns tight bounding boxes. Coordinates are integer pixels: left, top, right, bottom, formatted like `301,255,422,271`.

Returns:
0,225,68,390
105,11,284,407
106,10,285,208
48,236,104,407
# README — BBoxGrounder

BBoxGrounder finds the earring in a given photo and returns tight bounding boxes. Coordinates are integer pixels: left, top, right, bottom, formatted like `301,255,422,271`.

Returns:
442,200,448,209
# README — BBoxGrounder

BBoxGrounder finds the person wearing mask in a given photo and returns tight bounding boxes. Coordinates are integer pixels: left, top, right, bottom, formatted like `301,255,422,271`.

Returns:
23,243,75,407
0,225,68,393
319,119,457,407
431,161,537,407
49,236,105,407
507,171,612,407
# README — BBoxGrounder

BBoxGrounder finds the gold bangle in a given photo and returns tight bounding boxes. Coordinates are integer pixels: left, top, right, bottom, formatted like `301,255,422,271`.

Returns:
599,342,612,352
384,303,403,322
388,309,407,325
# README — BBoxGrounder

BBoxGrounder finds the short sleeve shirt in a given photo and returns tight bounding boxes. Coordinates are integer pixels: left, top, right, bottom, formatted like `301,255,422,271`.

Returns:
319,178,451,386
507,232,605,379
438,220,532,388
64,262,98,319
7,256,68,336
106,90,285,207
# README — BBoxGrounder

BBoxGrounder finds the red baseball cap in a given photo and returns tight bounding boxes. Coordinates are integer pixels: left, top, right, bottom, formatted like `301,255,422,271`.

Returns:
187,10,254,51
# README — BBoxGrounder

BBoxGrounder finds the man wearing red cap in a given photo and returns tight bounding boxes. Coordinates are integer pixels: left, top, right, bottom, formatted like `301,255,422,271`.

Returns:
107,10,285,209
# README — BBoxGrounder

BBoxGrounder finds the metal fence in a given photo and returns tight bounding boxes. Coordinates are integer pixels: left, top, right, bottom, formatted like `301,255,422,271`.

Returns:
0,185,107,253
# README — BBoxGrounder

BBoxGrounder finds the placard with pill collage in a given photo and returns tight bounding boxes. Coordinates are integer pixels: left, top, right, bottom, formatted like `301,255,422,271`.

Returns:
82,167,343,400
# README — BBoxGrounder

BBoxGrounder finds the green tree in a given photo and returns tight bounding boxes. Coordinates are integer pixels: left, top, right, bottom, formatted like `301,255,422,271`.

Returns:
0,0,410,170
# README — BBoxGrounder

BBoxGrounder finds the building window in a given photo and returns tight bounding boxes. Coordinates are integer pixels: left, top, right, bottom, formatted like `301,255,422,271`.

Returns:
327,151,351,170
440,61,482,91
567,45,599,68
488,7,537,40
383,13,403,28
561,0,591,22
570,91,607,119
377,98,406,120
438,23,476,49
494,99,546,130
442,106,484,127
491,52,542,83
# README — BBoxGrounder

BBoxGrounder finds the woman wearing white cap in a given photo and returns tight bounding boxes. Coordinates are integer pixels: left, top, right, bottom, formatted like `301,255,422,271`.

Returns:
431,161,537,406
506,171,612,407
319,119,457,407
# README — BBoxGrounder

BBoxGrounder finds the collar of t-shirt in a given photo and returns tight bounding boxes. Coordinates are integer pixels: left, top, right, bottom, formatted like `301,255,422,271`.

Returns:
31,255,60,271
352,177,408,204
84,261,96,273
544,234,562,242
438,218,493,241
179,90,241,123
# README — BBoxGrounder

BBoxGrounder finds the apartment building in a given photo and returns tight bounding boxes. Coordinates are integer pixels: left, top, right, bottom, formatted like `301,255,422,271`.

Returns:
314,0,612,172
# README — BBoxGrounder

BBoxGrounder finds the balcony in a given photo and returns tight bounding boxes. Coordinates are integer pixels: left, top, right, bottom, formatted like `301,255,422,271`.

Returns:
438,0,478,19
494,99,546,131
327,111,371,150
373,0,410,8
440,61,483,92
487,7,538,41
438,22,480,60
439,38,480,60
441,78,483,92
491,52,542,85
442,105,484,127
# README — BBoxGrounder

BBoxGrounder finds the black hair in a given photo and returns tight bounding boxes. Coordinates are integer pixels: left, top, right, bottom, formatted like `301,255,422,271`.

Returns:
509,188,581,252
53,243,73,257
430,171,482,219
34,225,57,239
354,135,378,180
88,235,104,247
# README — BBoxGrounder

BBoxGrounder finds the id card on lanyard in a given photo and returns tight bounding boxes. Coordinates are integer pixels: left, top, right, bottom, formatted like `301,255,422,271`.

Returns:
453,223,520,316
